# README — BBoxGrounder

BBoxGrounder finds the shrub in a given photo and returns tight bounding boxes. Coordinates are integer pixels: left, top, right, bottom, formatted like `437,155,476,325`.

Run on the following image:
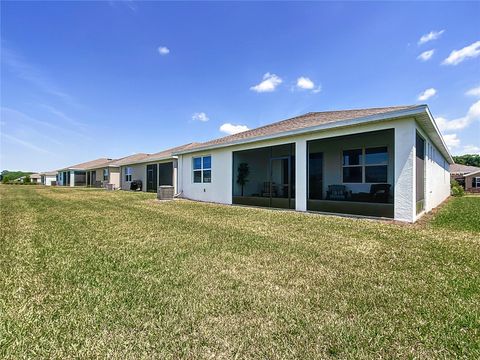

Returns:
450,179,464,197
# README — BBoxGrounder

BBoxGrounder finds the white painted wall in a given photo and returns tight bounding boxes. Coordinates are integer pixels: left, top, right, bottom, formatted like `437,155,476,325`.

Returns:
70,170,75,187
43,175,56,186
415,125,450,218
177,117,450,222
120,159,178,192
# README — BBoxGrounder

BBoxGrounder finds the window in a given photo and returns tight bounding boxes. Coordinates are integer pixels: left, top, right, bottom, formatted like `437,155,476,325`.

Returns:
342,149,362,183
474,177,480,188
103,168,109,181
343,147,388,183
124,167,132,182
193,155,211,183
365,147,388,183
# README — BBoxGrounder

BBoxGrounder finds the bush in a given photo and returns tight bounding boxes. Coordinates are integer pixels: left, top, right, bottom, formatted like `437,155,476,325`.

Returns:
450,179,464,197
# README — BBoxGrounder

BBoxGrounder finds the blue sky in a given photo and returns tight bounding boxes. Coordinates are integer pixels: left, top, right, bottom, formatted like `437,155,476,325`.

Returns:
1,1,479,172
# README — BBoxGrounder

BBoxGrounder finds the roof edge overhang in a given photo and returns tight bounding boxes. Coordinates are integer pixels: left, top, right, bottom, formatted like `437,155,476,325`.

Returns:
173,105,453,163
466,169,480,177
119,155,177,166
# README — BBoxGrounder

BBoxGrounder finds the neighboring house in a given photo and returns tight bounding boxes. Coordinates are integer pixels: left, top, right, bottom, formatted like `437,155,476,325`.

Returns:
30,173,41,183
119,144,198,193
40,171,57,186
174,105,453,223
450,163,480,192
57,158,111,186
85,154,150,190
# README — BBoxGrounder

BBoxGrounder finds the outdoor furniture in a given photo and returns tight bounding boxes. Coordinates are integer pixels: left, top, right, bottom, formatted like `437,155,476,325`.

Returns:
369,183,391,203
326,185,351,201
352,184,391,203
261,181,278,197
130,180,142,191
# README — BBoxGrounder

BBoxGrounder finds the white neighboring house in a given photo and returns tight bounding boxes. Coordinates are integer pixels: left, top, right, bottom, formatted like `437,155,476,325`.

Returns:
30,173,41,183
119,144,198,193
40,171,57,186
174,105,453,223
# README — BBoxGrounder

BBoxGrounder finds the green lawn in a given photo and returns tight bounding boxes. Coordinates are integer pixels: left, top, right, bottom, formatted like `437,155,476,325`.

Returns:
1,186,479,359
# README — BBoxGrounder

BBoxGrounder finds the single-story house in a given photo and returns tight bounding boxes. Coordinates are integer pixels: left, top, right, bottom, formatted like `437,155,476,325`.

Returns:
57,158,111,186
85,153,150,190
450,163,480,192
30,173,41,183
40,171,57,186
174,105,453,223
119,144,198,193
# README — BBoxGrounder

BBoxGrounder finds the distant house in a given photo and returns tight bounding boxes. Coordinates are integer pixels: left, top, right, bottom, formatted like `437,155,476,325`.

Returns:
57,158,111,187
174,105,453,223
30,173,41,184
118,144,198,193
40,171,58,186
84,154,149,190
450,164,480,192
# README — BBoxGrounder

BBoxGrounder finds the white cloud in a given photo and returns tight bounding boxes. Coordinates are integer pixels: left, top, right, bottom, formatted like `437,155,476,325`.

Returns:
417,49,435,61
192,112,209,122
219,123,249,135
158,46,170,55
443,134,460,149
250,73,282,93
436,100,480,131
418,30,445,45
297,77,314,90
417,88,437,101
442,41,480,65
463,145,480,154
466,86,480,97
296,76,322,93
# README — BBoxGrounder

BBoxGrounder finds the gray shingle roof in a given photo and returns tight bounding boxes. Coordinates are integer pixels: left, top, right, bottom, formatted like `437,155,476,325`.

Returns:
139,143,200,163
450,163,480,175
60,158,112,171
108,153,150,167
175,105,419,153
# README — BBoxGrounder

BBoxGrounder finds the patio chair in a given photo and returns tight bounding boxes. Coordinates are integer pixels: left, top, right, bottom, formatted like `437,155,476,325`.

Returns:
261,181,278,197
326,185,351,201
369,184,391,203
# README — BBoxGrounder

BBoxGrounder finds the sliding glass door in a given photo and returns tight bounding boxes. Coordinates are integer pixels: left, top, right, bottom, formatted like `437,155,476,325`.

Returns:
146,164,157,192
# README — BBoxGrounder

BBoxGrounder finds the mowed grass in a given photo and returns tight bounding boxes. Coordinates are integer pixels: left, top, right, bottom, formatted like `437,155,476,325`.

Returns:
0,186,479,359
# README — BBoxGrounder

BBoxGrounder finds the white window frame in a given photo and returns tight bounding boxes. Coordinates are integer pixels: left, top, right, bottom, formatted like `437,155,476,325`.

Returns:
193,155,212,183
342,146,389,184
475,177,480,188
125,167,132,182
103,168,109,181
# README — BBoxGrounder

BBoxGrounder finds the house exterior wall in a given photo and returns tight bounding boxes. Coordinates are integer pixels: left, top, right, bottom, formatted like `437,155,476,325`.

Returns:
43,175,56,186
120,159,178,193
109,168,120,189
178,117,426,222
464,173,480,191
70,170,75,187
415,125,450,218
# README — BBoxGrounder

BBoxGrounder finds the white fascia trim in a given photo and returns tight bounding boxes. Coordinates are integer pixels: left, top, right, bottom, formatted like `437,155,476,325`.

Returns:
423,106,454,164
173,106,427,155
466,169,480,177
120,156,177,166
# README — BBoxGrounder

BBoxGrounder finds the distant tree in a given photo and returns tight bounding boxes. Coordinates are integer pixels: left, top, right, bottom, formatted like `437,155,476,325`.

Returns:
0,170,35,182
453,154,480,167
236,163,250,196
23,175,31,184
